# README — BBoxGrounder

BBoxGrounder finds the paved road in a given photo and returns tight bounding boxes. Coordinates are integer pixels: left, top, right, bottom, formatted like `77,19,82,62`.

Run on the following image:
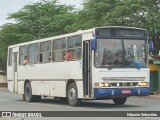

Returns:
0,88,159,120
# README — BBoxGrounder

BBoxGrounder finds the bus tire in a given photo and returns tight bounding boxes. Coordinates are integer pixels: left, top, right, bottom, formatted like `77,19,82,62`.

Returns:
113,97,127,105
24,82,41,102
67,82,82,106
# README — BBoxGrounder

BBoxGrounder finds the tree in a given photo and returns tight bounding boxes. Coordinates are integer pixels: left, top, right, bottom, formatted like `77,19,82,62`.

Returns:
0,0,77,70
8,0,77,38
73,0,120,30
75,0,160,54
1,0,160,70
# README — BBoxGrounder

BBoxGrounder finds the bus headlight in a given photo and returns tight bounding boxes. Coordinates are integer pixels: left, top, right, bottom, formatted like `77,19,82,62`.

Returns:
104,83,109,87
138,82,148,87
99,82,110,87
100,83,104,87
94,82,110,87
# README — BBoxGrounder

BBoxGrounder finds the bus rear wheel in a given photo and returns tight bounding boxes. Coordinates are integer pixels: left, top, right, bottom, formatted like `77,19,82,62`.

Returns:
24,82,41,102
113,97,127,105
67,83,82,106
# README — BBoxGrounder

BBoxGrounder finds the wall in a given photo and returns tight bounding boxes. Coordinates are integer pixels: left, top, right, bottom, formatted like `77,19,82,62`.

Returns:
0,71,7,87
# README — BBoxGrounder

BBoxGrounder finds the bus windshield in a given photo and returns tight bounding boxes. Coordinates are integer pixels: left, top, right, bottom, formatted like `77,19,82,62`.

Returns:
95,39,147,68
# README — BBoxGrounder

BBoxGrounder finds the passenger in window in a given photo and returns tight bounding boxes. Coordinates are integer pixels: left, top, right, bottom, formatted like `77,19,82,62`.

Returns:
65,50,74,61
23,55,28,65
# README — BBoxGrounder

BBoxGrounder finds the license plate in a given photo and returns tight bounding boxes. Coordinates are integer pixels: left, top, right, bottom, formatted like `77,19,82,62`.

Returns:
122,90,131,94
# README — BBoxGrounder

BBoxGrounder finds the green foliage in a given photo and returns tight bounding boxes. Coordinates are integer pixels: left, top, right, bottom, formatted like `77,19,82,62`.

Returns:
0,0,77,70
1,0,160,70
73,0,120,30
8,0,76,38
75,0,160,32
73,0,160,54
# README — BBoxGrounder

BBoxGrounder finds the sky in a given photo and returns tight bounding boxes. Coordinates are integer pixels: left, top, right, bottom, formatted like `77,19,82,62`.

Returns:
0,0,83,26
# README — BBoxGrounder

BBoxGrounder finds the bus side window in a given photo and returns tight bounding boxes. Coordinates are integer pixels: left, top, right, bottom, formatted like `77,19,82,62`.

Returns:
28,43,39,64
75,36,82,59
60,39,66,61
66,35,82,61
53,38,66,62
8,48,12,66
19,46,28,65
53,40,59,62
40,41,51,63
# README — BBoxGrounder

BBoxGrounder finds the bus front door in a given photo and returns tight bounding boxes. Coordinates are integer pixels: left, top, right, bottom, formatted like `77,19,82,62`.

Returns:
83,41,92,97
13,52,18,93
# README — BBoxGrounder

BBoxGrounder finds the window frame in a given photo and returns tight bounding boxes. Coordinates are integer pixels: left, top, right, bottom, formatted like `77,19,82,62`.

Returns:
52,38,66,62
40,41,52,64
19,45,28,66
28,43,39,64
67,35,82,61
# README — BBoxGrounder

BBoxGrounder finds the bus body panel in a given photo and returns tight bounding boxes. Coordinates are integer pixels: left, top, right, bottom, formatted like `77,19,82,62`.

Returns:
94,87,150,98
17,61,84,97
98,69,149,82
7,47,19,93
7,26,150,102
17,81,25,94
92,67,150,98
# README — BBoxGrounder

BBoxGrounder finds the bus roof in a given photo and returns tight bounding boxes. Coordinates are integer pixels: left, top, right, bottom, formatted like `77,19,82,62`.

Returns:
8,28,95,48
8,26,147,48
96,26,147,31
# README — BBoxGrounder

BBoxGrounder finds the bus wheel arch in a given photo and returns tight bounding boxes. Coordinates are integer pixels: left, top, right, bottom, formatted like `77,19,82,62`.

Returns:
23,80,41,102
66,80,75,94
66,80,82,106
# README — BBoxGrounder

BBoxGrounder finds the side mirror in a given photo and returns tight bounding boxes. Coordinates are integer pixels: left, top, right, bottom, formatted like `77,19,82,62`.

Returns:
91,38,97,51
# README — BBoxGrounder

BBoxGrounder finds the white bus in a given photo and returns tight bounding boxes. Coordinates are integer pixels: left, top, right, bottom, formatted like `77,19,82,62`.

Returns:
7,26,150,106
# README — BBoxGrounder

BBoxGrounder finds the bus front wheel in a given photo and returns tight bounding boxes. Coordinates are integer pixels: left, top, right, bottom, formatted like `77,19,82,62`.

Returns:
24,82,41,102
113,97,127,105
67,82,82,106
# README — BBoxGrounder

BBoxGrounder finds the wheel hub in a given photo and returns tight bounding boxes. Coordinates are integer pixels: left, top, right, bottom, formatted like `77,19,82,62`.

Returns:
69,88,76,100
26,87,30,96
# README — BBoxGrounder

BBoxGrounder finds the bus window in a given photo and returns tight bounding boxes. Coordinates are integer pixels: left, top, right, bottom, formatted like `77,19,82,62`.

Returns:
75,36,82,59
40,41,51,63
60,39,66,60
75,36,82,47
123,40,147,68
53,38,66,62
67,37,74,48
28,43,39,64
66,36,82,60
95,39,123,67
8,48,12,66
19,46,28,65
60,39,66,49
75,48,81,59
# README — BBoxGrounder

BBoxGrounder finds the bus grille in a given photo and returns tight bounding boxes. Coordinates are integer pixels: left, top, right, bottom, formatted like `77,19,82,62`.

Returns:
110,82,138,87
102,77,145,81
101,77,146,87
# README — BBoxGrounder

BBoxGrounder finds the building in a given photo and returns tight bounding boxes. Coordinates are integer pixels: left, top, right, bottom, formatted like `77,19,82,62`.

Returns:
0,70,7,87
